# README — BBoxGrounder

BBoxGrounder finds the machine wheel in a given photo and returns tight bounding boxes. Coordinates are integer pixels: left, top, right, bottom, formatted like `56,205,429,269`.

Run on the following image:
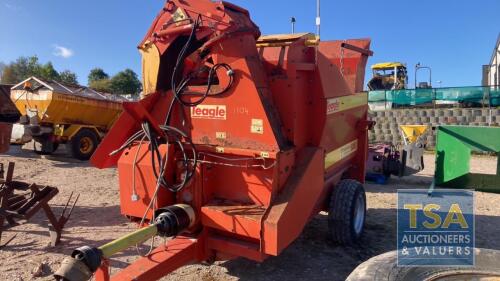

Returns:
33,139,59,155
328,179,366,245
346,248,500,281
70,129,99,160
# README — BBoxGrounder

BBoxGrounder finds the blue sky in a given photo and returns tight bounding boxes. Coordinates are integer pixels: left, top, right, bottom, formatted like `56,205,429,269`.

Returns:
1,0,499,88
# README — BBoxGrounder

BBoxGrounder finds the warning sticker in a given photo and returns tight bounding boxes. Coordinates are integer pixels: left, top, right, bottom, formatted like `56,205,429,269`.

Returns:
172,8,187,25
216,132,227,139
251,119,264,134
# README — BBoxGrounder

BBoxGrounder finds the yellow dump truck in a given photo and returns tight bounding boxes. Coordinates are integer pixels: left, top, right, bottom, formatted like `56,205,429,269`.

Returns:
11,77,124,160
367,62,408,90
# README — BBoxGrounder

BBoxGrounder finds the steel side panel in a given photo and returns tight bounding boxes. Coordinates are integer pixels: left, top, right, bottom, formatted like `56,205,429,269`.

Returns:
201,205,264,239
317,39,371,98
207,235,266,262
321,95,368,152
186,38,282,152
202,164,274,205
262,147,324,255
117,144,175,219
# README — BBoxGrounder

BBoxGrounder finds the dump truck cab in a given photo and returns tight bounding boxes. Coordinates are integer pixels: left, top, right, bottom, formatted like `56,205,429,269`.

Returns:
368,62,408,90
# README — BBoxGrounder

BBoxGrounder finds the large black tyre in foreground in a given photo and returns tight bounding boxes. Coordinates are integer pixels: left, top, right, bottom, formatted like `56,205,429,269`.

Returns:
347,248,500,281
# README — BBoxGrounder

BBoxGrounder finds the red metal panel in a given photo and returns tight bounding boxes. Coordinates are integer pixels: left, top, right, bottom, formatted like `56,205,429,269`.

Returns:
207,235,266,262
202,164,274,205
117,144,175,220
183,35,285,153
317,39,371,98
201,204,265,239
99,237,199,281
262,147,324,255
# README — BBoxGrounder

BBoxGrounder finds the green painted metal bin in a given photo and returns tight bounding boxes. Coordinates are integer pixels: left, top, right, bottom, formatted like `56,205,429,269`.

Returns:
435,126,500,193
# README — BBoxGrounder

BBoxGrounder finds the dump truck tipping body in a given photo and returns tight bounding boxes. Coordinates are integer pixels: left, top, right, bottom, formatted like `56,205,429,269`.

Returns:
11,77,123,130
10,77,124,159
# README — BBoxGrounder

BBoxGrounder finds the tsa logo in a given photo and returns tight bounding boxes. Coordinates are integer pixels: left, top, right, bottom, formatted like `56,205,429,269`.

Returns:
397,189,474,266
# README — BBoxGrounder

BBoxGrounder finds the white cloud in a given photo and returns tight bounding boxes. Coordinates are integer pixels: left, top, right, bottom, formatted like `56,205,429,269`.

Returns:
53,45,74,58
4,3,20,10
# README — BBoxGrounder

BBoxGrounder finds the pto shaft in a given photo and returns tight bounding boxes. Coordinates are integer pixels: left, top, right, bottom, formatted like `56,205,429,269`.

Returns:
100,224,158,258
54,204,195,281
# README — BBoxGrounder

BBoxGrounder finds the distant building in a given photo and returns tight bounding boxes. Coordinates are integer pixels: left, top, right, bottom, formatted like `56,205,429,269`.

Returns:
122,93,141,101
483,33,500,86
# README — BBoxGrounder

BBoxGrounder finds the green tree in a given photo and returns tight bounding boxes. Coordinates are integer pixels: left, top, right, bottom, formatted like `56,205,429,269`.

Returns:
9,56,40,81
88,68,109,85
0,55,82,86
59,70,78,85
110,69,142,96
39,62,60,81
1,66,17,84
89,79,112,93
20,56,41,79
0,56,47,83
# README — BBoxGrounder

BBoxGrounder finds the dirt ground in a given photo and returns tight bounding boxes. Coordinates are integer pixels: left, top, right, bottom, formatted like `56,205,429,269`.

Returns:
0,146,499,281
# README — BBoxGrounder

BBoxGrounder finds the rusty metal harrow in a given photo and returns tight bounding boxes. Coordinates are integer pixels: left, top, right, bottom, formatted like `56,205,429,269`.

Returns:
0,162,79,248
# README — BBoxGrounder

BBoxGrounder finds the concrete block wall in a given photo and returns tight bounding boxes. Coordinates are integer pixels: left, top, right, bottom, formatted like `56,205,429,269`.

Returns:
369,108,500,148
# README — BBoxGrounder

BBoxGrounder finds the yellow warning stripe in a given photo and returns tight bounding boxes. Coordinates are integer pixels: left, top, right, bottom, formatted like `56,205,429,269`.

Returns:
326,92,368,115
325,140,358,169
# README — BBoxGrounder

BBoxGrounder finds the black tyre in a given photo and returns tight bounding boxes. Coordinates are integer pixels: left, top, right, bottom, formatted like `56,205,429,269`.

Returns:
346,248,500,281
328,179,366,245
69,129,99,160
33,139,58,155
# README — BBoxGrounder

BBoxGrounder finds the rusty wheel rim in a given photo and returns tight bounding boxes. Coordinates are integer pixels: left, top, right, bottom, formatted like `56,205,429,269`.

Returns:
79,137,94,154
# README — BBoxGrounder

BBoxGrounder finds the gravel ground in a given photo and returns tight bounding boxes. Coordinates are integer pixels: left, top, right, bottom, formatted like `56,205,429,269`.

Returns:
0,146,499,281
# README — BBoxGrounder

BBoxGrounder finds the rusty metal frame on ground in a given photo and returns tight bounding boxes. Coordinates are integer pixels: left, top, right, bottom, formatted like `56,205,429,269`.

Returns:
0,162,79,248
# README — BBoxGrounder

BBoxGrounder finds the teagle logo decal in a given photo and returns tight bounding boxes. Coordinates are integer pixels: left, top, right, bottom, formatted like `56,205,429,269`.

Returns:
327,98,341,114
191,105,227,120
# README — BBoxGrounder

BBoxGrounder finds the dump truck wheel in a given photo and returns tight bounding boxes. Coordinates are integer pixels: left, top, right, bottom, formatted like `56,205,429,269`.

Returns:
346,248,500,281
33,139,58,155
70,129,99,160
328,179,366,245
